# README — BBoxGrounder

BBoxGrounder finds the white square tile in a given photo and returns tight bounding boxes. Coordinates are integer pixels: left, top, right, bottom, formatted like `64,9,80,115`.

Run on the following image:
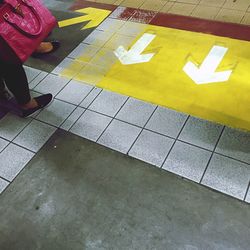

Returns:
36,99,76,127
202,154,250,200
83,30,113,47
129,130,174,167
56,80,93,105
34,74,70,96
80,87,102,108
163,141,211,183
0,178,9,194
70,110,112,142
146,107,188,138
0,143,34,181
89,90,127,117
0,113,31,141
13,120,56,152
0,138,9,152
60,107,85,131
98,119,141,153
116,98,156,127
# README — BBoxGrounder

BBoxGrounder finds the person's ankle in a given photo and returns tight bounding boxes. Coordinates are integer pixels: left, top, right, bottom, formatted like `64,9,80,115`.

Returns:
35,42,53,54
21,98,38,110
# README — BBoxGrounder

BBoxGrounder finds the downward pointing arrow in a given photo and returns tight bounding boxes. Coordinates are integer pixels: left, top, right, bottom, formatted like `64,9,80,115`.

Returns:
183,45,233,84
114,33,156,65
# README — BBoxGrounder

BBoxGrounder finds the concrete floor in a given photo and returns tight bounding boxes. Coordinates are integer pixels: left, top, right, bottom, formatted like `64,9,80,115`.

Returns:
0,130,249,250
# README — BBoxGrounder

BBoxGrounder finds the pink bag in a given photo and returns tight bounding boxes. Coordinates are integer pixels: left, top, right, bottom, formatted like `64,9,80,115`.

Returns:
0,0,57,63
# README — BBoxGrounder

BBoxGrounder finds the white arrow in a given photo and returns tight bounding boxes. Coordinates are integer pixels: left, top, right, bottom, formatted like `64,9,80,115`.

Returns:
114,33,156,65
183,45,233,85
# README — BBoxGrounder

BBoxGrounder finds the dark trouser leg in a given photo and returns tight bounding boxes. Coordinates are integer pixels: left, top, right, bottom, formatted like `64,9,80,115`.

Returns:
0,61,31,105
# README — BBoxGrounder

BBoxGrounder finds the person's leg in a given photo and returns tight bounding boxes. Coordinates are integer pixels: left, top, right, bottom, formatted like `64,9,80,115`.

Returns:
1,62,33,106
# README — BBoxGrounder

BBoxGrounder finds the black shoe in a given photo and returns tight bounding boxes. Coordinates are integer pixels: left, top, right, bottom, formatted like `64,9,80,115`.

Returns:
22,94,53,118
32,40,61,57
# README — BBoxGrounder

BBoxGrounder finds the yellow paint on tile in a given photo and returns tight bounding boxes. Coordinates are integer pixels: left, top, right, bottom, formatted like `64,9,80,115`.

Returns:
58,7,111,30
96,25,250,131
61,22,250,131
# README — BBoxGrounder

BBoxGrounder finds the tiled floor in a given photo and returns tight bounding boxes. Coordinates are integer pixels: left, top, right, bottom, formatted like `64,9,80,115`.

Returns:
0,0,249,204
0,66,249,202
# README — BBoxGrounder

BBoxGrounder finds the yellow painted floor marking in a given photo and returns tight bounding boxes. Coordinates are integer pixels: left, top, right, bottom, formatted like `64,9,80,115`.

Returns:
58,7,111,30
61,24,250,131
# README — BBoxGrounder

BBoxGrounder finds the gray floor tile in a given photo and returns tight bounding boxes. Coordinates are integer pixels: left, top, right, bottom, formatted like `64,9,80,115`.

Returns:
98,119,141,154
97,18,125,33
179,117,224,150
0,178,9,194
56,80,93,105
129,130,174,167
163,141,211,183
29,71,48,89
0,114,31,141
146,107,188,138
60,107,85,131
36,99,76,127
67,43,100,62
245,188,250,203
83,30,113,47
24,66,41,83
0,143,34,181
116,98,156,127
89,90,128,117
0,138,9,152
70,110,112,142
215,127,250,164
80,87,102,108
13,120,56,152
202,154,250,200
34,74,70,96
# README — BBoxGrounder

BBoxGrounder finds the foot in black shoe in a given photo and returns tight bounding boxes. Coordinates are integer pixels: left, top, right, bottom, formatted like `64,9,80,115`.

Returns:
22,94,53,118
32,40,61,57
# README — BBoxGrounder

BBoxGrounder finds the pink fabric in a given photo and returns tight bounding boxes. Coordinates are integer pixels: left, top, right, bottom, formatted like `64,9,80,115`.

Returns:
0,0,57,63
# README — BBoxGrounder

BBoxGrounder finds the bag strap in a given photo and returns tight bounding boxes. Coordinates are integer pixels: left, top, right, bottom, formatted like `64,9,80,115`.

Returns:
3,0,43,37
4,0,19,9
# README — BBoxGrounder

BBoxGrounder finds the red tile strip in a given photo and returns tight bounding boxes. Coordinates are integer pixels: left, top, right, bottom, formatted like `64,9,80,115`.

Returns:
69,1,250,41
150,13,250,42
70,0,116,11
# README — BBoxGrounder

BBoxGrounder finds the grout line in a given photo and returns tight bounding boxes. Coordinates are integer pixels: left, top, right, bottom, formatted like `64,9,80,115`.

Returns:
160,115,190,169
127,105,158,155
200,126,225,183
243,181,250,201
67,88,104,131
0,176,10,183
96,96,130,143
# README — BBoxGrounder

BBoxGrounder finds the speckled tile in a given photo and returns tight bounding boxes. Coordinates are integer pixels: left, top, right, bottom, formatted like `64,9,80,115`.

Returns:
163,141,211,183
56,80,93,105
202,154,250,200
70,110,112,142
13,120,56,152
129,129,174,167
89,90,128,117
179,117,223,150
0,143,34,181
36,99,76,127
34,74,70,96
0,113,31,141
98,119,141,153
146,107,188,138
215,127,250,164
0,138,9,152
116,98,156,127
0,178,9,194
